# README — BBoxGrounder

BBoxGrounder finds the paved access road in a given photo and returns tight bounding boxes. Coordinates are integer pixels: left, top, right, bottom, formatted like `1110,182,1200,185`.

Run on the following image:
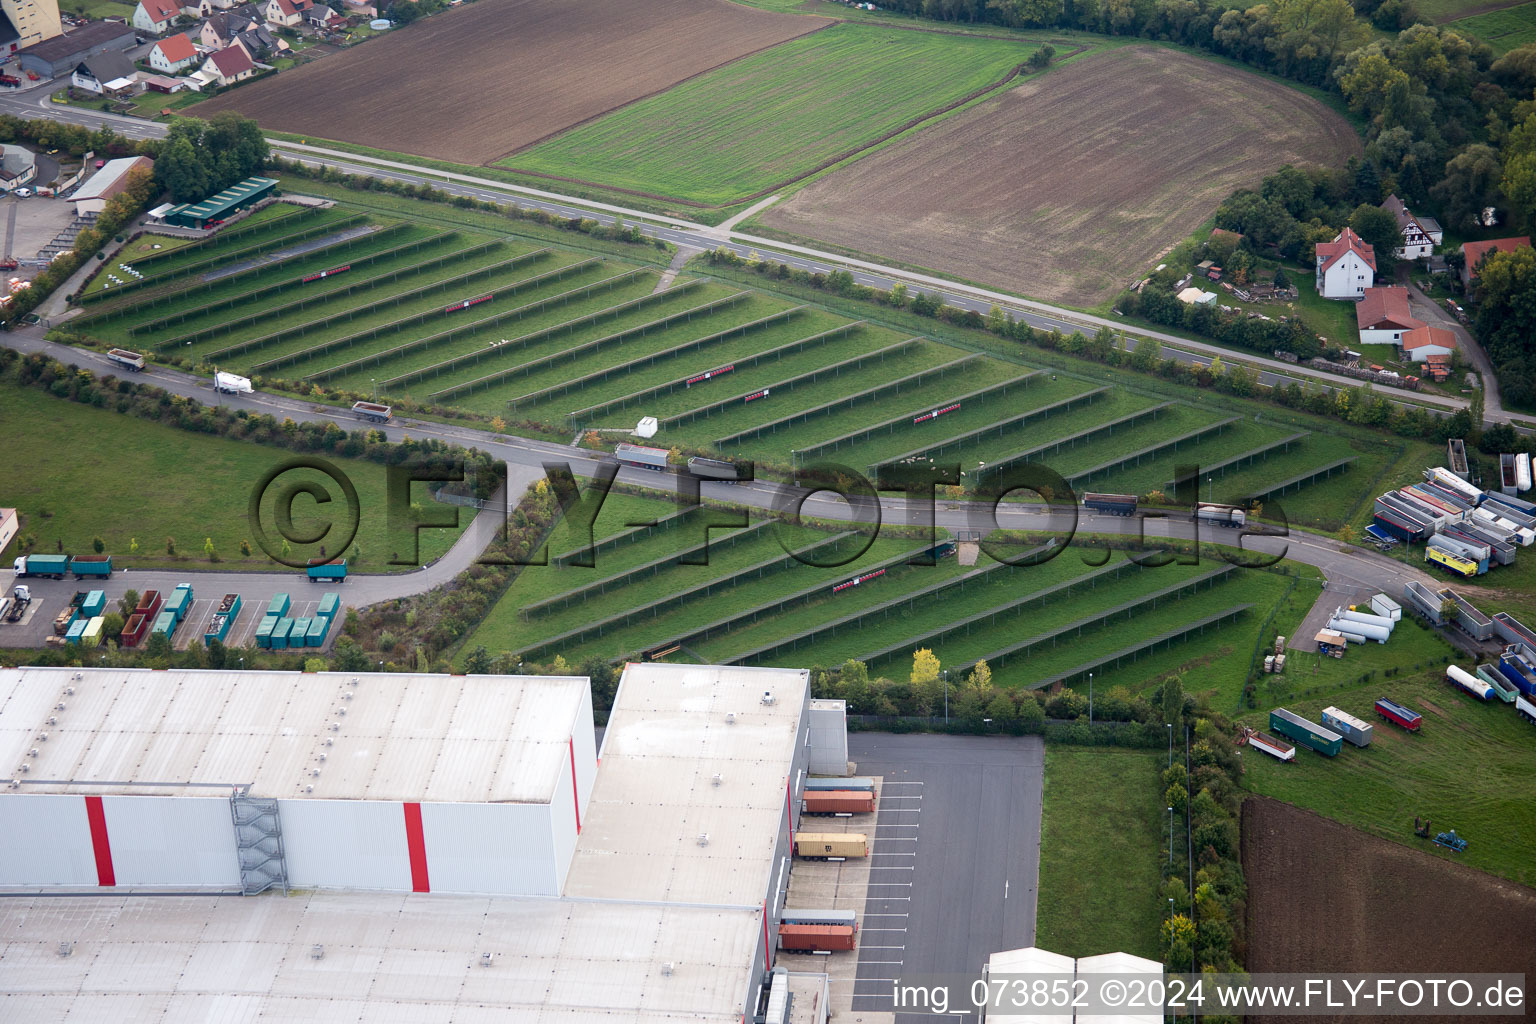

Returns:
848,733,1045,1023
0,84,1514,427
2,332,1441,635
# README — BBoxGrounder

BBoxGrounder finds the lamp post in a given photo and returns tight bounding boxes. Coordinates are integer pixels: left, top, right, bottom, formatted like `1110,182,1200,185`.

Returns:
942,669,949,724
1167,722,1173,769
1088,672,1093,725
1168,806,1174,867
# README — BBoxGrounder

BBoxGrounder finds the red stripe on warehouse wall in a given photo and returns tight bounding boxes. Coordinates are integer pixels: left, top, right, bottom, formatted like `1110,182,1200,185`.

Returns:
569,737,582,835
84,795,115,887
403,802,430,893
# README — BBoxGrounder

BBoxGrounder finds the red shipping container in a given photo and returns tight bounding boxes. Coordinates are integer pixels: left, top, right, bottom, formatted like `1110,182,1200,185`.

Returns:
802,790,875,815
135,590,164,619
121,613,150,648
779,923,856,951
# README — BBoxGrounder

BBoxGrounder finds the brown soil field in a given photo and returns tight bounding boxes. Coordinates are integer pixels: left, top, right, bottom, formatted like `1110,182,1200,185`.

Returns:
759,46,1360,308
1243,797,1536,1024
199,0,827,165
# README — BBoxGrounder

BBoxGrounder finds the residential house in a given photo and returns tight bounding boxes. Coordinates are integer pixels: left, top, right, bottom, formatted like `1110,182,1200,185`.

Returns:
1400,325,1458,364
148,31,198,71
0,508,16,555
0,146,37,191
1356,286,1424,346
199,11,250,46
180,0,214,17
133,0,183,34
302,3,344,30
1460,236,1531,298
233,23,275,57
1315,227,1376,300
263,0,311,26
70,50,137,94
1380,195,1442,261
202,41,254,84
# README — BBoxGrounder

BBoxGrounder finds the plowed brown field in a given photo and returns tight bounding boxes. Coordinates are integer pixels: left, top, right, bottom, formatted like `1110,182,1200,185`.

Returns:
200,0,827,165
1243,797,1536,1024
759,46,1359,307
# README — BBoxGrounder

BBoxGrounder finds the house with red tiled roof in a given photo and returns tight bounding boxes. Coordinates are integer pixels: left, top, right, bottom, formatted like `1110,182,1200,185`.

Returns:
202,42,254,84
1315,227,1376,300
1400,325,1458,364
149,32,198,72
263,0,312,27
1356,286,1424,345
1460,236,1530,298
134,0,183,34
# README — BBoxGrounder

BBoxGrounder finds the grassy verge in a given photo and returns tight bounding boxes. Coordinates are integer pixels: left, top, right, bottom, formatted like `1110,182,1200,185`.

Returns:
0,378,468,572
1035,746,1165,959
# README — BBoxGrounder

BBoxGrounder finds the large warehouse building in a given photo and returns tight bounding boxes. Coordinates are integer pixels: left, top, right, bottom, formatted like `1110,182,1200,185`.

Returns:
0,662,823,1021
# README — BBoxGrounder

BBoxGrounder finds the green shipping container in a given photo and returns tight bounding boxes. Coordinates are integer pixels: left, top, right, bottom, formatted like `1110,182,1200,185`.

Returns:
65,618,87,644
81,590,106,617
152,609,177,638
1269,708,1343,757
317,592,340,621
267,593,290,618
255,613,278,649
165,586,192,623
305,616,329,646
271,617,293,650
292,617,311,643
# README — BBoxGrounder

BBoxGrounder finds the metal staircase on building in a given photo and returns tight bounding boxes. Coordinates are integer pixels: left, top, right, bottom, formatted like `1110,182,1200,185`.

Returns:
230,792,288,896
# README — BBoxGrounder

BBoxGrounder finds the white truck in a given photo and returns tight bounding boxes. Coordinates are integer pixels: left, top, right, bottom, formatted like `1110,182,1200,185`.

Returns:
215,371,253,395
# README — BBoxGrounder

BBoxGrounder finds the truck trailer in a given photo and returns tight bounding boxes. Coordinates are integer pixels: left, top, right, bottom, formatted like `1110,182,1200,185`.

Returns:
214,371,253,394
802,790,876,815
803,777,877,792
1196,502,1246,528
68,555,113,578
307,558,347,582
1083,492,1138,516
1268,708,1343,756
1320,706,1373,747
1375,697,1422,732
778,923,856,952
792,833,868,859
615,443,671,472
1517,693,1536,726
1247,732,1295,762
352,400,391,423
686,456,748,481
1446,664,1493,701
204,594,241,646
106,348,145,372
1477,665,1519,703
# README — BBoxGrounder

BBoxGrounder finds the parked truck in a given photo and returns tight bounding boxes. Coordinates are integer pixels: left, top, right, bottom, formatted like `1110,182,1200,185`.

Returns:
801,790,876,816
106,348,145,372
70,554,112,579
792,833,868,860
307,558,347,582
1083,492,1138,516
13,554,70,578
4,585,29,622
1196,502,1247,528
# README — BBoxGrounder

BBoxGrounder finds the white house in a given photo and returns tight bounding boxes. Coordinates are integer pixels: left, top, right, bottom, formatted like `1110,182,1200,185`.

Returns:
202,42,254,85
1400,325,1458,364
1355,286,1424,346
1381,195,1441,261
148,32,198,72
263,0,311,26
70,51,138,95
1315,227,1375,300
133,0,183,34
181,0,215,16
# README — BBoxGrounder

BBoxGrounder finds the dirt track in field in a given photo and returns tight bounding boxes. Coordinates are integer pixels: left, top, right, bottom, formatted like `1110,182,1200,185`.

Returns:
199,0,827,165
1242,797,1536,1024
759,46,1359,307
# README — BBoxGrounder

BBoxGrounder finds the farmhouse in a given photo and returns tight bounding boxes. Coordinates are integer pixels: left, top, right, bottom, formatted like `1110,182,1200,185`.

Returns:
1356,286,1423,345
70,50,137,94
262,0,311,27
1460,236,1530,298
1315,227,1375,299
201,41,254,85
72,155,153,216
133,0,182,34
1381,194,1441,260
17,19,134,77
1400,324,1458,364
0,0,63,49
148,31,198,71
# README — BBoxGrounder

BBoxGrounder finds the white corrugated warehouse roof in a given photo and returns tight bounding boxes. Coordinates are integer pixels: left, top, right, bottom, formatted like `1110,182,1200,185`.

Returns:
0,667,589,802
0,890,756,1022
1076,951,1164,1024
564,663,809,907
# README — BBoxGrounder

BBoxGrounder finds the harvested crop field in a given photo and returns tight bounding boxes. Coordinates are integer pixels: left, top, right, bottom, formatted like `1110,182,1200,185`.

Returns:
199,0,827,165
759,46,1360,307
1243,798,1536,1023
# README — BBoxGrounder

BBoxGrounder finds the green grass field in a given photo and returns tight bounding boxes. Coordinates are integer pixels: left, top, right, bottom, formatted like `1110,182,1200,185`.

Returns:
505,24,1037,205
1035,747,1166,959
0,380,467,572
1447,2,1536,52
1239,636,1536,886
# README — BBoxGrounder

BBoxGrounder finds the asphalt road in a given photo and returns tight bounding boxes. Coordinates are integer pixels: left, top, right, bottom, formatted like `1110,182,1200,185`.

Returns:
848,733,1044,1023
0,84,1515,429
2,331,1442,634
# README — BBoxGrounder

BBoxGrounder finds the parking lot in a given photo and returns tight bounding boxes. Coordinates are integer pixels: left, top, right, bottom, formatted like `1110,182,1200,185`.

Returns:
1,568,344,653
3,187,74,264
